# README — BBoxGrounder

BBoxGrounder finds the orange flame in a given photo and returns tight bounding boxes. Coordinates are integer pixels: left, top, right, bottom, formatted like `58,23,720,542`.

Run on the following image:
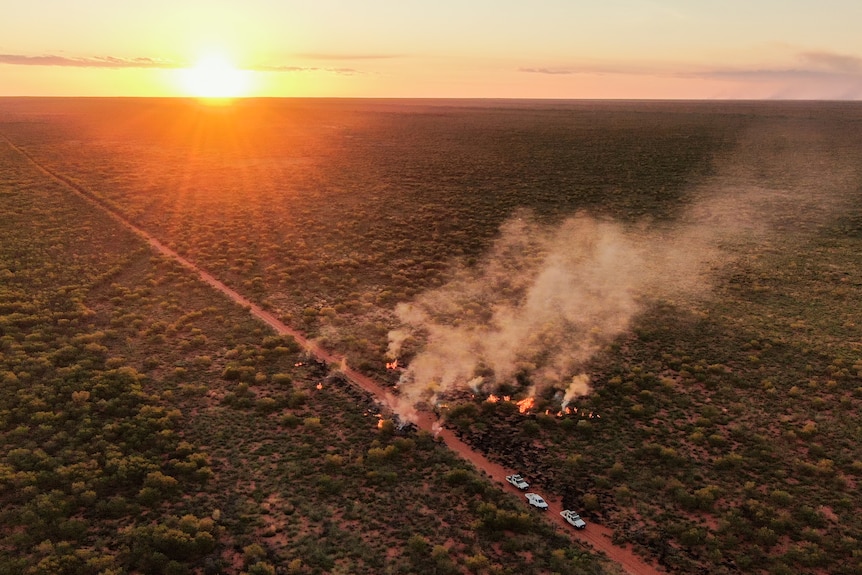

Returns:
556,411,564,417
503,395,511,402
385,359,399,370
316,382,323,390
377,418,385,429
565,406,573,415
486,394,500,403
294,362,304,367
517,397,535,414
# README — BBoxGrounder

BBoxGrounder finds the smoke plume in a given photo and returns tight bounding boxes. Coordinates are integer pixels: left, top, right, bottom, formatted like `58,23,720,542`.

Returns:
387,117,860,409
389,210,720,407
562,374,591,408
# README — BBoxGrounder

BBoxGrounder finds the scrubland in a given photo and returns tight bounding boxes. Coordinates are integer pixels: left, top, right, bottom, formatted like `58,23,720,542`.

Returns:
0,118,608,575
2,98,861,574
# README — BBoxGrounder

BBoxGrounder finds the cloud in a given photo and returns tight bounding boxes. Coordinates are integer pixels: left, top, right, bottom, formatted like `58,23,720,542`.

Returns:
0,54,179,69
253,51,403,73
799,51,862,74
293,53,402,61
0,53,363,75
519,67,578,75
518,51,862,98
252,64,361,75
519,61,679,77
694,66,862,82
685,51,862,98
520,50,862,81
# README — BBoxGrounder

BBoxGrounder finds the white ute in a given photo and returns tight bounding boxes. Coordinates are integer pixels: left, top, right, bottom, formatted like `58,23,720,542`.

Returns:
525,493,549,510
506,474,529,490
560,510,587,529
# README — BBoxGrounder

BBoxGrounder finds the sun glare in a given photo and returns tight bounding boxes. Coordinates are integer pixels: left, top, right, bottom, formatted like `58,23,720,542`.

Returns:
180,55,252,99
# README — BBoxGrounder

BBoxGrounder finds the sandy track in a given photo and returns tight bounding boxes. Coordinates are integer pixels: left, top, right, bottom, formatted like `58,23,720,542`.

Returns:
2,134,663,575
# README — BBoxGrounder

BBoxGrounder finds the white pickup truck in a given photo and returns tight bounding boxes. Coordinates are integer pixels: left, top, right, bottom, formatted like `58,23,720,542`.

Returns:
560,509,587,529
525,493,549,509
505,474,529,490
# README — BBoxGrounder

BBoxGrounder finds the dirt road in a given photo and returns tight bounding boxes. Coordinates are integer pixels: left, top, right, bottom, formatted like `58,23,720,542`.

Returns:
4,134,663,575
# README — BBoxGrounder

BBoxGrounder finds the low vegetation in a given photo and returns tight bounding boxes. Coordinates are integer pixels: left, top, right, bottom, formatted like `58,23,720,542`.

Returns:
0,117,611,574
2,98,861,574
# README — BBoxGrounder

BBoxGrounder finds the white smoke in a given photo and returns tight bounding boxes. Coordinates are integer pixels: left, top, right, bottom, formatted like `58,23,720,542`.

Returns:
389,210,719,407
467,376,484,392
387,117,860,409
383,392,418,425
385,328,411,360
562,374,590,408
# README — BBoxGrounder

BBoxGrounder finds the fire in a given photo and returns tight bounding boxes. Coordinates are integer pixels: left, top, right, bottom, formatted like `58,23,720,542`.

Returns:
554,406,575,418
316,382,323,390
377,418,385,429
294,362,304,367
385,359,399,370
486,394,500,403
516,397,535,414
503,396,511,402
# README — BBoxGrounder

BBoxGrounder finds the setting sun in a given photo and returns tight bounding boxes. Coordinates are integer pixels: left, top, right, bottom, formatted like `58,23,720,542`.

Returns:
179,54,252,99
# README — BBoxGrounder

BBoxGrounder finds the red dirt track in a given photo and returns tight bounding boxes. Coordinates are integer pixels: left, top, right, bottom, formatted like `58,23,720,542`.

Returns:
4,134,663,575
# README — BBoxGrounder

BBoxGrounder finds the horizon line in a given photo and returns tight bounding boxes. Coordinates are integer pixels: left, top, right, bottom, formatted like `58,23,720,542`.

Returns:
1,95,861,103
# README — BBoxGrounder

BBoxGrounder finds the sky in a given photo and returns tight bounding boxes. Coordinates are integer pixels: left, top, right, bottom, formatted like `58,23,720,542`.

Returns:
2,0,862,99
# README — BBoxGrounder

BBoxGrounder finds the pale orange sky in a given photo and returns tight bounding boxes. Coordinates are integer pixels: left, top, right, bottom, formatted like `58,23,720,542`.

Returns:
2,0,862,98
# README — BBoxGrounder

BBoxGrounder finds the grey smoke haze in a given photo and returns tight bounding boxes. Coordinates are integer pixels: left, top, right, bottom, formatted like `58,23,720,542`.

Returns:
387,118,860,409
